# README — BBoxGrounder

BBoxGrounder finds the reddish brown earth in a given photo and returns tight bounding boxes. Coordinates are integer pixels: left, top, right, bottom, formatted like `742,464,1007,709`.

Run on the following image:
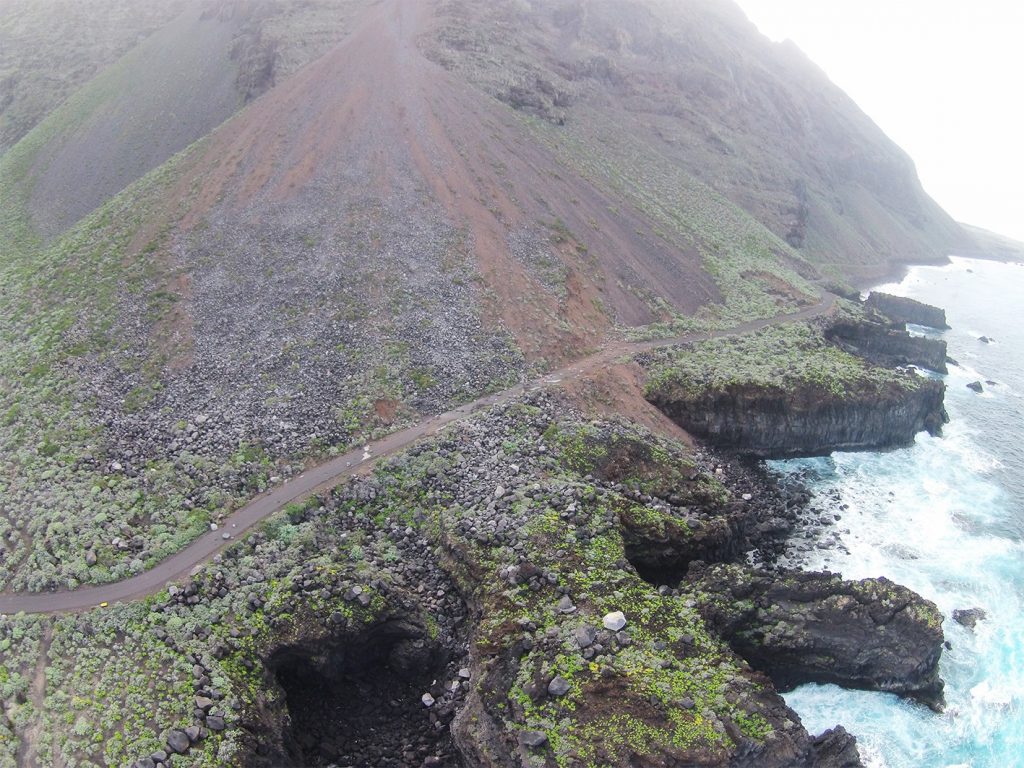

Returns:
562,361,696,444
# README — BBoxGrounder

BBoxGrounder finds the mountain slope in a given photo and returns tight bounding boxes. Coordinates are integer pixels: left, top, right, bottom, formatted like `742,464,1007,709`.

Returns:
958,223,1024,262
0,0,380,244
429,0,966,282
0,0,973,594
0,0,188,153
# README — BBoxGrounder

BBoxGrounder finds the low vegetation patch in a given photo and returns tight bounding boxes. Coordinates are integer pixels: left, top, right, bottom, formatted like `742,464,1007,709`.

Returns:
643,322,925,401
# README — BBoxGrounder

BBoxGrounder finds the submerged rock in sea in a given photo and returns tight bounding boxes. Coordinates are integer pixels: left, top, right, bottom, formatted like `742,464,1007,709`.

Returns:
953,607,987,629
688,563,946,710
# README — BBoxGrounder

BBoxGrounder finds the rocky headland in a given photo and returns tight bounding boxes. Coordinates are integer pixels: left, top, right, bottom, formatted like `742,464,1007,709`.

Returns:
823,301,948,374
29,392,936,768
689,564,945,710
865,293,949,330
641,301,950,459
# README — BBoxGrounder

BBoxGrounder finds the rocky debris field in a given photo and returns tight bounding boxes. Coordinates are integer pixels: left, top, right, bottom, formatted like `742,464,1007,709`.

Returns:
78,191,523,469
0,148,524,592
0,392,950,767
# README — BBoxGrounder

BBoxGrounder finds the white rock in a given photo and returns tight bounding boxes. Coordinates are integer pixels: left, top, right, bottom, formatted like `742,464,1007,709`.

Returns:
603,611,627,631
494,485,506,499
421,693,435,707
742,493,753,501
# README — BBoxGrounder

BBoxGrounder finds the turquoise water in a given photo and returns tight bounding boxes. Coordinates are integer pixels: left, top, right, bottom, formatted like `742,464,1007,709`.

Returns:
772,257,1024,768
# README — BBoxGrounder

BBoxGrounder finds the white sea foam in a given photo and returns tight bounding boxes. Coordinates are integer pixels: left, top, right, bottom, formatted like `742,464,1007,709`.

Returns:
778,258,1024,767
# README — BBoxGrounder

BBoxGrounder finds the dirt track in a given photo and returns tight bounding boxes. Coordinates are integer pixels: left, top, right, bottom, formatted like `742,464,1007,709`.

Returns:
0,293,835,616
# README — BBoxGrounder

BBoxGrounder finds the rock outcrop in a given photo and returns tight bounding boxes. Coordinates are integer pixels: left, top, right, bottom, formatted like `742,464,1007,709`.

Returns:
824,314,948,373
642,320,950,459
866,293,949,329
810,727,864,768
650,377,947,459
689,564,946,710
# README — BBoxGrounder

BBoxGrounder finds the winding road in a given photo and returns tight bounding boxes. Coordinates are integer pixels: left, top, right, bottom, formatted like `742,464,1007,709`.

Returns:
0,294,835,616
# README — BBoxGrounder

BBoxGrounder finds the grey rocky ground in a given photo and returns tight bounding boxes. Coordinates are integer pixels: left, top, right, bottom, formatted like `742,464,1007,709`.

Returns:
0,390,949,766
142,394,946,766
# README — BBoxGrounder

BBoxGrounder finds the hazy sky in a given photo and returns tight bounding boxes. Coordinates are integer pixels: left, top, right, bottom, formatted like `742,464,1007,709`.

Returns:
733,0,1024,242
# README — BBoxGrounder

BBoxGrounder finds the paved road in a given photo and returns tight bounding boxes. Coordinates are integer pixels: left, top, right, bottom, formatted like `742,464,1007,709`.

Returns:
0,294,835,615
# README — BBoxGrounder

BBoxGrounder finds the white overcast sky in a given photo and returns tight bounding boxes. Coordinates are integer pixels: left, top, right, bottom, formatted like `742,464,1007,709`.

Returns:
733,0,1024,242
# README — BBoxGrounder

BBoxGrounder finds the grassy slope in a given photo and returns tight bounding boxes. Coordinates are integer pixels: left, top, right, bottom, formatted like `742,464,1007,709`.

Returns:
0,0,188,154
524,108,821,331
0,145,230,591
19,9,243,240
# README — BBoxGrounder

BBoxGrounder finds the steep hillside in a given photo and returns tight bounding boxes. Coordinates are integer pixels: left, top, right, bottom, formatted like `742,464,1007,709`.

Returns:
0,0,187,153
428,0,966,283
0,0,970,595
958,223,1024,262
0,0,378,242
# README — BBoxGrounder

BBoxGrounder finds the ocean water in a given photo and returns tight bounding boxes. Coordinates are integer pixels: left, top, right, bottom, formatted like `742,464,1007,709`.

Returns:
771,257,1024,768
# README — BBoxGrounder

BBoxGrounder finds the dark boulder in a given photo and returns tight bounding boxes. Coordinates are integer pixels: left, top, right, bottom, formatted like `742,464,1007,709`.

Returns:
811,726,863,767
967,381,984,393
519,730,548,748
689,564,946,710
166,730,191,754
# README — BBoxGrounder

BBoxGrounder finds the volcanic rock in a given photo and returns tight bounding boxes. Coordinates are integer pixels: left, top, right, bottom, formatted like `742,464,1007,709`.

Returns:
690,564,946,709
866,293,949,329
953,608,987,629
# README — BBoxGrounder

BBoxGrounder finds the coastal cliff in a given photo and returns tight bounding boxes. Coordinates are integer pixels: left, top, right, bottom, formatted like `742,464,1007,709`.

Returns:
866,293,949,330
642,323,948,459
689,564,946,710
823,307,948,374
650,378,947,458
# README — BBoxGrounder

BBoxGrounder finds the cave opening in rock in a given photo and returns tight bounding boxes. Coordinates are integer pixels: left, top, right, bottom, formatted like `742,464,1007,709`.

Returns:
267,619,461,768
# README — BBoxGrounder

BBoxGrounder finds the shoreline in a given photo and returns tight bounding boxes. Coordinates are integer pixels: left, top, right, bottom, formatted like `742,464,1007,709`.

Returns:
849,249,1024,295
777,255,1024,768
